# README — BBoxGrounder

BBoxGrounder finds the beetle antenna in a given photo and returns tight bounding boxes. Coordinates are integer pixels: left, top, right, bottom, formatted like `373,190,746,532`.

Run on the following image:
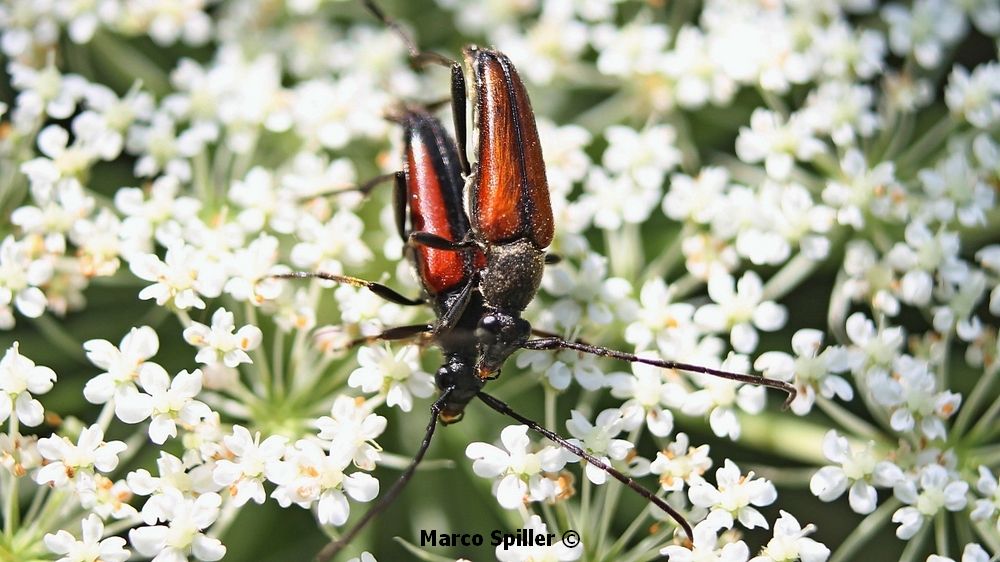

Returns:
521,337,797,409
476,391,694,540
269,271,425,306
361,0,456,68
314,389,453,562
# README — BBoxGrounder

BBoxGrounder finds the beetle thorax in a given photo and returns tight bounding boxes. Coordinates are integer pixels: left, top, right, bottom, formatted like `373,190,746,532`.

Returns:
480,238,545,312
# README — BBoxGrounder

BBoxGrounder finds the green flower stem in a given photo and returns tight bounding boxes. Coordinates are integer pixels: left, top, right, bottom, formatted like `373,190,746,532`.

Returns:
816,395,887,444
878,111,915,163
641,223,690,284
596,425,642,556
193,151,213,203
21,486,47,529
827,269,851,345
894,113,959,176
934,511,949,558
899,522,930,562
620,526,672,562
668,273,703,301
272,328,286,399
669,112,701,174
28,314,86,363
972,513,1000,553
244,302,274,399
4,418,19,538
211,497,241,541
744,464,817,488
394,537,457,562
604,500,653,559
761,252,822,302
606,223,644,281
94,401,116,434
581,473,592,555
735,410,834,465
966,384,1000,445
953,361,1000,438
757,86,789,118
89,32,170,96
575,92,630,133
102,515,142,537
545,385,557,436
829,497,902,562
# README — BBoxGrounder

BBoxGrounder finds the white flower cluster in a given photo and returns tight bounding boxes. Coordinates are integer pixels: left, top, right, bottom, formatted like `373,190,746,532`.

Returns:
0,0,998,561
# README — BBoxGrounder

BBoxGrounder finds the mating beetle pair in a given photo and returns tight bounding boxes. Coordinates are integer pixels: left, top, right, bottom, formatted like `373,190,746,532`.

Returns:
276,2,798,559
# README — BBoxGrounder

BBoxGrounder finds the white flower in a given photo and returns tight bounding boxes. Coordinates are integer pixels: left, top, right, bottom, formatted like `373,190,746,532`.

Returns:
689,459,777,531
882,0,966,68
663,167,730,225
213,426,288,506
665,25,737,108
35,425,127,488
868,355,961,440
116,368,213,444
515,346,606,391
606,360,678,437
346,553,378,562
971,466,1000,529
130,244,224,310
694,271,787,354
802,82,879,147
0,342,56,427
564,409,633,485
945,63,1000,129
918,151,995,227
582,168,662,230
267,439,378,526
809,430,903,514
844,312,905,375
129,490,226,562
927,544,990,562
347,345,433,412
591,21,670,78
754,329,852,415
495,514,582,562
735,109,824,181
315,396,387,471
539,252,633,331
0,234,52,326
83,326,163,404
127,451,219,525
749,511,830,562
649,433,712,492
822,149,907,229
602,124,681,190
44,514,130,562
466,425,568,509
660,520,749,562
892,464,968,539
183,308,263,368
682,355,766,441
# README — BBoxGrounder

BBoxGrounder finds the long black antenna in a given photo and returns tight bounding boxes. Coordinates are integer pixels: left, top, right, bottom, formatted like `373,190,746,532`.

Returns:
522,337,798,408
476,391,694,540
314,390,452,562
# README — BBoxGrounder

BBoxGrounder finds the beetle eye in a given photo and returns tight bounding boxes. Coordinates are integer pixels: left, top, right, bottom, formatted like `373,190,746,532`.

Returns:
476,315,500,344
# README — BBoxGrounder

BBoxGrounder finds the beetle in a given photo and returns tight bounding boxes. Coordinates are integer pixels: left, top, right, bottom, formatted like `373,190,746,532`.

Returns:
273,3,798,559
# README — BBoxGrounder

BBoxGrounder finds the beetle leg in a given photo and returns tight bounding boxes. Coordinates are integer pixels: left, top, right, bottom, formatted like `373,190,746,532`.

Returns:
392,170,408,242
269,272,424,306
433,277,475,334
543,253,562,265
329,323,433,351
408,231,479,251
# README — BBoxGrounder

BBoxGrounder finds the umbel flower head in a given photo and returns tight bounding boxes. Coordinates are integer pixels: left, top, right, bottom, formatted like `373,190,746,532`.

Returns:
0,0,998,561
